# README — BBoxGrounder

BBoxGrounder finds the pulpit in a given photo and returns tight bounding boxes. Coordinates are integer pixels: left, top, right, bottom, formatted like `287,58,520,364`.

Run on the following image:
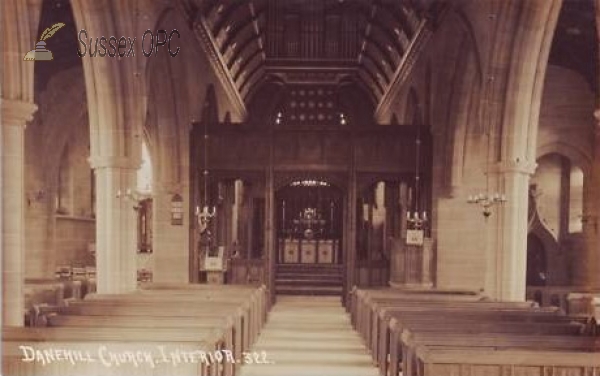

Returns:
389,236,434,288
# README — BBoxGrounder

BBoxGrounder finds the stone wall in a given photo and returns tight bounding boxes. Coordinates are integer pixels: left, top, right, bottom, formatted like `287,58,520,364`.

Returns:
25,67,95,278
382,5,592,295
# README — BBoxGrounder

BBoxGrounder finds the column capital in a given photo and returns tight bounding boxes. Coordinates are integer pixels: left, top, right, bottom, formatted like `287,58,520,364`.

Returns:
88,155,141,170
1,99,37,127
490,159,537,175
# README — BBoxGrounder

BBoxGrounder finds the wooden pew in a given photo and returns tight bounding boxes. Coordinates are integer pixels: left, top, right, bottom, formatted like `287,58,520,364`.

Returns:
371,302,583,374
3,326,228,376
4,285,270,376
73,293,259,348
383,313,590,376
351,288,597,376
349,287,481,323
350,288,484,340
408,341,600,376
26,279,83,300
369,301,562,361
23,281,67,327
71,286,267,367
358,294,544,351
46,314,240,376
140,283,269,335
39,284,267,348
52,301,247,368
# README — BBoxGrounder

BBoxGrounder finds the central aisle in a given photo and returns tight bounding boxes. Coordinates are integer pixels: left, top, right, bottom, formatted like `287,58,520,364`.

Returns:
239,296,379,376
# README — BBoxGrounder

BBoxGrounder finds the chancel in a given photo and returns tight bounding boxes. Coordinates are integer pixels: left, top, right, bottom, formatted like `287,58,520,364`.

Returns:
2,0,600,375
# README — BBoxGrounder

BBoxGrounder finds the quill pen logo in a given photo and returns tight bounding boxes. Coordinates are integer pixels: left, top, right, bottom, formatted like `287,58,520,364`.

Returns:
24,22,66,61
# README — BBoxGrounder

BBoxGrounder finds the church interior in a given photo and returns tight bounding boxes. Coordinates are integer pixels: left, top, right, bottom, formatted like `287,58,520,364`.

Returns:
2,0,600,375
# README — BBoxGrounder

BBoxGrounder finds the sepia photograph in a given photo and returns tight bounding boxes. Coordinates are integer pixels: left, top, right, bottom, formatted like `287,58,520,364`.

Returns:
1,0,599,375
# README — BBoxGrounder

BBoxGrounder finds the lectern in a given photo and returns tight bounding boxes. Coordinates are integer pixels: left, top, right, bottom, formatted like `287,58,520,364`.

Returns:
203,246,227,284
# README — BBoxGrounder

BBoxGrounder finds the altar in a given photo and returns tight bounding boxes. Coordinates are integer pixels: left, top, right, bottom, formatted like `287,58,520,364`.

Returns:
279,238,339,264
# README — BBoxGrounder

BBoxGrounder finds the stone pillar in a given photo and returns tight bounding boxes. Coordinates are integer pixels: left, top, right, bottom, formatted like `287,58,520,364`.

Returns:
265,168,275,304
2,99,37,326
490,160,536,301
576,112,600,289
90,157,139,293
153,184,189,284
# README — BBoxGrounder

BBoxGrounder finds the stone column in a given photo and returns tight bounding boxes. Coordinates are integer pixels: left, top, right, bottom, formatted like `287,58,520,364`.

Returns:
2,99,37,326
90,157,139,293
576,112,600,290
153,183,189,284
490,160,536,301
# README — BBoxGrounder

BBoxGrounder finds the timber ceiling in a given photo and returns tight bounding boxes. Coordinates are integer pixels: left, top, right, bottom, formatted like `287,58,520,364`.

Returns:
187,0,440,106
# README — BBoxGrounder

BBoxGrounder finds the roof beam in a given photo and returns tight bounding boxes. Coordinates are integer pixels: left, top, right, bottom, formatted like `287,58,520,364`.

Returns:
374,17,433,122
248,2,266,62
194,15,247,121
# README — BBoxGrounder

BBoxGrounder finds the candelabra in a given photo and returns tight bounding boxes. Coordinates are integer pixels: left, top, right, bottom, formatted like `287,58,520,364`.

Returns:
406,211,428,229
195,205,216,232
292,207,326,239
467,193,507,218
406,118,429,231
196,115,217,233
116,188,148,210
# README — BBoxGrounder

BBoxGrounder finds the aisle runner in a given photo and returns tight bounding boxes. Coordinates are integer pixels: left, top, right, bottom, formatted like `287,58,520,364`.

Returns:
239,296,379,376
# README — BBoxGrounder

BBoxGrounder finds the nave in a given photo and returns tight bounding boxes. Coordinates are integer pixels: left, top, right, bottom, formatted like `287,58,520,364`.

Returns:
5,283,599,376
4,0,600,375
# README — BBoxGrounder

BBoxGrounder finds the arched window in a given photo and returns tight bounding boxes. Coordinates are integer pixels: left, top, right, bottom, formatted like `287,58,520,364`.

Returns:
56,145,71,214
137,142,153,194
568,165,583,233
531,154,583,238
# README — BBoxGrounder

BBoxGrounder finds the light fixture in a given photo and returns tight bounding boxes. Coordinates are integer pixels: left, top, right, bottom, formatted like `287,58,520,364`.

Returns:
467,13,508,219
195,116,216,234
466,106,507,219
467,193,506,218
466,141,507,218
407,117,428,230
290,179,330,187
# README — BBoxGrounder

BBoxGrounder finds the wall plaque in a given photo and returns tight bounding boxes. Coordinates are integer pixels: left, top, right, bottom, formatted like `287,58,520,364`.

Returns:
171,194,183,226
406,229,424,246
